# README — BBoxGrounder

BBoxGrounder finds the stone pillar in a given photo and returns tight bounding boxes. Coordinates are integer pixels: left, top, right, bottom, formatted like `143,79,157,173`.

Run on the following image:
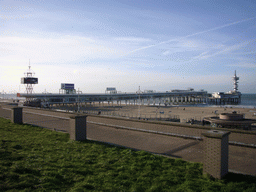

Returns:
202,130,230,179
69,115,87,141
11,107,23,124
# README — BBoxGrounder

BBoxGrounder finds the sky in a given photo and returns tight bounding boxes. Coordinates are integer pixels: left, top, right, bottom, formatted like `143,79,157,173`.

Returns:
0,0,256,94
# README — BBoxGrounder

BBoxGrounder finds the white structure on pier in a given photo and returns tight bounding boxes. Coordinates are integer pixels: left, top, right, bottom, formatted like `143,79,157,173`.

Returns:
233,70,239,93
210,71,241,105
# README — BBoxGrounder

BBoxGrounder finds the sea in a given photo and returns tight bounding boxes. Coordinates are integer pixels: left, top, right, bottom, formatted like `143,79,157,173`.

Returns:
1,93,256,109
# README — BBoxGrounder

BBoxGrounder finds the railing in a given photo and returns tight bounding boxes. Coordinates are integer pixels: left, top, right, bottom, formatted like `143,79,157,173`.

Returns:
78,110,180,122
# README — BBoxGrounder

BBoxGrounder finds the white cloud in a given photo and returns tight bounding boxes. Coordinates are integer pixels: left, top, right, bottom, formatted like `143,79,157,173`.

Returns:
113,37,152,42
162,50,170,55
176,39,204,49
227,63,256,68
125,17,256,56
0,35,126,65
192,39,256,60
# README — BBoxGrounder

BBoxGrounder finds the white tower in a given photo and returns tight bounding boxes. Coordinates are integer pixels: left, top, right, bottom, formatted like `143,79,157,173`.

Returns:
232,70,239,93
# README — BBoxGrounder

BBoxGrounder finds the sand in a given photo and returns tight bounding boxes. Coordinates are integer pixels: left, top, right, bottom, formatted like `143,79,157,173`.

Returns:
53,103,256,123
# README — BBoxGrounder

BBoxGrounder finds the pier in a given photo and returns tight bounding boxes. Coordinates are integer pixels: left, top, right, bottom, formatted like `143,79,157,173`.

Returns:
16,69,242,107
18,89,209,108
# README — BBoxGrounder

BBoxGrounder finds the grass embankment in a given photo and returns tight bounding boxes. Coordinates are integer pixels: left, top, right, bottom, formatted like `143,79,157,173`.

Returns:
0,118,255,191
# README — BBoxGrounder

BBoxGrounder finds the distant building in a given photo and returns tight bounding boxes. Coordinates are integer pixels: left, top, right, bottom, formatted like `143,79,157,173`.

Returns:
144,90,155,93
105,87,117,94
171,88,194,92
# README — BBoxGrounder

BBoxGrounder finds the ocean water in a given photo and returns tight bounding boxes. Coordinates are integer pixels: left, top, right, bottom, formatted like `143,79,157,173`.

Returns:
241,94,256,107
1,93,256,108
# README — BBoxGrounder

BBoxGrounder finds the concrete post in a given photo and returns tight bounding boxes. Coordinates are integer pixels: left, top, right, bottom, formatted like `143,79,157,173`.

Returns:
11,107,23,124
202,130,230,179
69,115,87,141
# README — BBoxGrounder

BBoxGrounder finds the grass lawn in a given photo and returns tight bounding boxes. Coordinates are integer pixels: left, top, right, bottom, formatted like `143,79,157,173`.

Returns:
0,117,255,191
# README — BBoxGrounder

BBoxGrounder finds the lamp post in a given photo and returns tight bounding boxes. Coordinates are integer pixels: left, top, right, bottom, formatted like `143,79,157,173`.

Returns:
78,88,80,113
137,86,141,119
77,88,83,113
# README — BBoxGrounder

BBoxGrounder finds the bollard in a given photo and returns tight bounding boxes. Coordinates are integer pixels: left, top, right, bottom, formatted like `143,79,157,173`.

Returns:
202,130,230,179
69,115,87,141
11,107,23,124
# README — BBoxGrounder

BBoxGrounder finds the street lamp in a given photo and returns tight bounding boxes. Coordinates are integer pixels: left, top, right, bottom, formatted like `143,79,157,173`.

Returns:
78,88,80,113
137,86,142,119
77,88,82,113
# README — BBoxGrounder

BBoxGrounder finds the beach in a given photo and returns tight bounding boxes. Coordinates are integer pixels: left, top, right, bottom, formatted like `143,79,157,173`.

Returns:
53,103,256,123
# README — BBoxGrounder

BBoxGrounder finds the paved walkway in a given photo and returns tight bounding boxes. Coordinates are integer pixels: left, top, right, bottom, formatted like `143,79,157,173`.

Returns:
0,104,255,176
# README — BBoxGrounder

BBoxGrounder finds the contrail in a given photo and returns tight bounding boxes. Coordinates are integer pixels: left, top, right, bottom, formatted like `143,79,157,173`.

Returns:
124,16,256,56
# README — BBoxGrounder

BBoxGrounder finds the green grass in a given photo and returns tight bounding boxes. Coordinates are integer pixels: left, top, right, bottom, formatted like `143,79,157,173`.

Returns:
0,118,255,192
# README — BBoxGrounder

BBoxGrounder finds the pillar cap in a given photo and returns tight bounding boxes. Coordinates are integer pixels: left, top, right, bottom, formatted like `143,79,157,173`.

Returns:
202,130,230,139
70,115,87,119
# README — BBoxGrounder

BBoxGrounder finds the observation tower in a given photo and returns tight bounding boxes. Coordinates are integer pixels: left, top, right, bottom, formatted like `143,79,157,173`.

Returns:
21,61,38,94
209,71,241,105
233,70,239,93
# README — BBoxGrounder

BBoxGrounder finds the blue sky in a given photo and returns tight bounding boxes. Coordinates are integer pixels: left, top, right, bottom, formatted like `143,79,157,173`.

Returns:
0,0,255,94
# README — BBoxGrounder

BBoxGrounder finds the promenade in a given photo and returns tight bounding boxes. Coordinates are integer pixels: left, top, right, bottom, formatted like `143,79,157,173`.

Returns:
0,103,255,176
